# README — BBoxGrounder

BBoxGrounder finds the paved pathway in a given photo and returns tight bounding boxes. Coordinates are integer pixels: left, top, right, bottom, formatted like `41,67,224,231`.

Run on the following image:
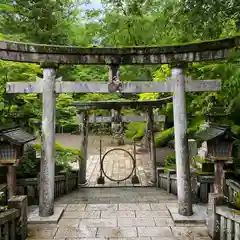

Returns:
27,188,211,239
83,145,153,187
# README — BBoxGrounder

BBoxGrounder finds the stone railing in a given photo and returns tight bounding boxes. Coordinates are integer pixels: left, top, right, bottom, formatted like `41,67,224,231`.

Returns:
0,196,28,240
16,170,78,205
157,169,177,195
157,167,214,203
207,193,240,239
226,179,240,204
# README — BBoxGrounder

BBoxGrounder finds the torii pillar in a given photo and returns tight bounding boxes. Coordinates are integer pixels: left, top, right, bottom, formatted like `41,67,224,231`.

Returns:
39,64,57,217
172,63,193,216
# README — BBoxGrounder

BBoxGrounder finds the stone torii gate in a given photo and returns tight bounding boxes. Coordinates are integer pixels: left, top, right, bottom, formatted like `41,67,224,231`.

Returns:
74,99,169,185
2,37,238,218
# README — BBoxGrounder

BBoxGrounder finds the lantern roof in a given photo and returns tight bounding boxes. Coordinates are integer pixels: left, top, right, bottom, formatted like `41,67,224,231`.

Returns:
0,126,36,146
194,122,235,142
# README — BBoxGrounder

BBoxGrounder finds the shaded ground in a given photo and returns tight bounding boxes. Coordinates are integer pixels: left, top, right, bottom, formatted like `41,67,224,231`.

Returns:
27,188,210,240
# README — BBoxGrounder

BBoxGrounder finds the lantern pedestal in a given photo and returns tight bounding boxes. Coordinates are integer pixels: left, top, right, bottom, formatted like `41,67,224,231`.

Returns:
7,165,16,198
213,159,232,194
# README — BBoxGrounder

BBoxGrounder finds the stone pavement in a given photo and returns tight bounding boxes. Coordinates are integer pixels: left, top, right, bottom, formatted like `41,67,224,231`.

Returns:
73,145,153,187
27,188,211,239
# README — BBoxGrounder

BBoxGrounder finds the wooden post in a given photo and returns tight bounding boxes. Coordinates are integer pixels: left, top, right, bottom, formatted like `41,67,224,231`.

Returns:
148,107,157,183
7,165,16,198
79,111,89,185
39,67,56,217
172,65,193,216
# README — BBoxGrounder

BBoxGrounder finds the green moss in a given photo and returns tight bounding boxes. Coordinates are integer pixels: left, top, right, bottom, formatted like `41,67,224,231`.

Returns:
231,125,240,135
196,170,214,175
155,127,174,147
164,165,176,173
2,34,240,54
125,122,145,140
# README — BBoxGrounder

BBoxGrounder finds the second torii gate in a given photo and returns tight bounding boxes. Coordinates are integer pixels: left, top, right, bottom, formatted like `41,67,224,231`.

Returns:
6,66,221,217
74,99,170,185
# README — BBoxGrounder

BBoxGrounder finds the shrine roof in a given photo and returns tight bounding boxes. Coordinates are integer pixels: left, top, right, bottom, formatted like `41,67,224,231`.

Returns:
194,123,235,141
72,97,172,109
0,35,239,64
0,127,36,145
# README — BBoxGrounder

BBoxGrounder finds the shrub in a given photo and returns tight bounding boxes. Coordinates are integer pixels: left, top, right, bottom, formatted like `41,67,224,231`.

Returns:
16,142,81,178
165,152,176,167
16,144,39,178
125,122,145,140
155,127,174,147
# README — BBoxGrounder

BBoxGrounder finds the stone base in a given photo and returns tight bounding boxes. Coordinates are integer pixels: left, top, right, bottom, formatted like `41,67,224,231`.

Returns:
28,206,64,224
167,204,207,224
78,180,89,187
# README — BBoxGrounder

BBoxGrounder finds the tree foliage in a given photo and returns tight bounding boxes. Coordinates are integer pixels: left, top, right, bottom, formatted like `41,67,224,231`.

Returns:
0,0,239,138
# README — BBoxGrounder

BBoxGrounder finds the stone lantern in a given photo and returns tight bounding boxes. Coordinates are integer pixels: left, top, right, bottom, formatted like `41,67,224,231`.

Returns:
0,126,36,197
195,123,235,194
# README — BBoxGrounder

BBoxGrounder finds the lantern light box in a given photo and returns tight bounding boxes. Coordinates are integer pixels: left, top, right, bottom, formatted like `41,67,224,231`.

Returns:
0,126,36,165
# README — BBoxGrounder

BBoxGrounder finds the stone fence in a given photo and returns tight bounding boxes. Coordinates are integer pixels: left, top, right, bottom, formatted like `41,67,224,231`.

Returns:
0,195,28,240
207,193,240,240
3,170,79,206
226,179,240,204
157,168,214,203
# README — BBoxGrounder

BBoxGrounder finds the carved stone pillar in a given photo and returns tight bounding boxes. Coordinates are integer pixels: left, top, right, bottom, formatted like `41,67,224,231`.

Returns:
172,64,193,216
39,65,57,217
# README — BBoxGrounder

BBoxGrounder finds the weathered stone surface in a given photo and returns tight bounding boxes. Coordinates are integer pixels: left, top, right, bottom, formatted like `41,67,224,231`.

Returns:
154,217,174,226
171,226,209,238
109,238,151,240
79,218,117,227
54,226,97,238
101,210,135,218
86,203,117,211
57,218,80,227
27,225,57,239
135,210,170,218
65,204,86,211
28,206,64,224
1,36,239,64
172,66,193,216
118,203,151,211
168,204,207,224
150,203,168,210
137,226,173,237
96,227,137,238
118,217,155,227
62,210,100,219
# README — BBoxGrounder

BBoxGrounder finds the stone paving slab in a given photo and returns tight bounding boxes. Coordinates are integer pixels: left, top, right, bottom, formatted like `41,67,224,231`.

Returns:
96,227,138,238
86,203,118,211
80,218,117,227
83,144,153,187
65,204,87,211
135,210,170,218
27,188,211,240
172,226,209,238
101,210,135,218
54,226,97,238
62,210,101,219
118,203,151,210
118,217,155,227
137,226,173,237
